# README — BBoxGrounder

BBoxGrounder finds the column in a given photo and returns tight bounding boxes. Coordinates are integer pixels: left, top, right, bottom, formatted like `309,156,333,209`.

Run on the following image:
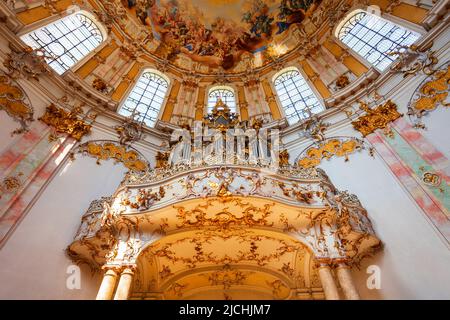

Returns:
194,86,206,120
161,79,181,123
111,61,142,102
96,267,119,300
114,266,136,300
335,262,360,300
299,59,331,99
322,39,369,77
317,263,340,300
75,40,119,79
261,79,281,120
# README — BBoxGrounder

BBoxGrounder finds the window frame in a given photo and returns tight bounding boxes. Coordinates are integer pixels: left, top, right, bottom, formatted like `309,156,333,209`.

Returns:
271,66,325,125
19,10,108,75
117,68,171,128
206,85,238,114
334,8,422,72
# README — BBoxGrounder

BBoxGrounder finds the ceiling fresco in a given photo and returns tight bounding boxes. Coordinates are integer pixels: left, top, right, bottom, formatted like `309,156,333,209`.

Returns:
125,0,322,70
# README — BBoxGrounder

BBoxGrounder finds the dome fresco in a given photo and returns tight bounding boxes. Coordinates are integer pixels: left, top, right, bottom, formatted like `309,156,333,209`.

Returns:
124,0,322,70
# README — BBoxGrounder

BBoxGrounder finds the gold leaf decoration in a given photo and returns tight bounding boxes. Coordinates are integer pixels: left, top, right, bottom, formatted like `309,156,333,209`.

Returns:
39,103,92,141
407,63,450,128
297,138,363,168
0,74,34,135
351,100,402,137
73,141,149,172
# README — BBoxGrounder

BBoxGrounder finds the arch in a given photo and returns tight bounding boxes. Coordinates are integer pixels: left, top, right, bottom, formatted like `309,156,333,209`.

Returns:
272,67,324,125
335,9,420,71
20,10,106,75
118,68,170,127
207,85,236,113
132,226,322,300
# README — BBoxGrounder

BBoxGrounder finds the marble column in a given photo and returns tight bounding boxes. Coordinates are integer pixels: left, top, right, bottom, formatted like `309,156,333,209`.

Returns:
114,266,136,300
96,267,118,300
335,263,360,300
318,263,340,300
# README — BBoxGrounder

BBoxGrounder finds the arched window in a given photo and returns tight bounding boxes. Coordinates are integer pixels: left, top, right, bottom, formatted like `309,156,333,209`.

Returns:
337,10,420,71
118,71,169,127
273,68,324,124
20,12,104,75
207,87,236,112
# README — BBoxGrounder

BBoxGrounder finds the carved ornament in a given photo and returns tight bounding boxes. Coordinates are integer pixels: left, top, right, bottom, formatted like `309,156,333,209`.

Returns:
407,63,449,129
114,111,145,145
297,138,368,169
351,100,402,137
0,74,34,135
390,42,438,77
39,104,94,141
4,44,49,81
71,140,149,172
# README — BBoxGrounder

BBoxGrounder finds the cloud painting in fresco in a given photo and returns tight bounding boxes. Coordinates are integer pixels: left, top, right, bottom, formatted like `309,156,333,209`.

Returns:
125,0,322,69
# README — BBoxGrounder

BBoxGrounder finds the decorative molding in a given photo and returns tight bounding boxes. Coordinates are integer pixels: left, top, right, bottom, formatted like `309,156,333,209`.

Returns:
351,100,402,137
407,62,449,129
39,103,94,141
3,44,49,81
296,137,372,169
390,42,438,77
0,73,34,135
114,111,145,145
70,140,149,172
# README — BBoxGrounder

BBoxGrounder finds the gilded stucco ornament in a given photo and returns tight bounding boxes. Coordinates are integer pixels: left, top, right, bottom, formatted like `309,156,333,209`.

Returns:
114,111,145,145
407,63,449,129
296,137,372,169
92,77,110,94
0,73,34,135
335,74,350,89
298,115,329,142
4,44,49,80
390,42,438,77
39,103,94,141
70,140,149,172
155,151,170,168
351,100,402,137
422,172,442,187
0,172,23,199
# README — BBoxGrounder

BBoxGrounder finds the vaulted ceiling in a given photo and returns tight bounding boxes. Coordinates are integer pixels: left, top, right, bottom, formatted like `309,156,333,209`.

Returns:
119,0,324,71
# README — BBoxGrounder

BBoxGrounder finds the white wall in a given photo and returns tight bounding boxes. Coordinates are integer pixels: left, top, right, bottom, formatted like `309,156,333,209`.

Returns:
319,150,450,299
0,151,128,299
0,116,161,299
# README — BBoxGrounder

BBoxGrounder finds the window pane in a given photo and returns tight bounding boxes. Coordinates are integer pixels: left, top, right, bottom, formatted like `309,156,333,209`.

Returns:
207,87,236,113
273,69,324,125
20,12,104,75
337,11,420,71
118,71,169,128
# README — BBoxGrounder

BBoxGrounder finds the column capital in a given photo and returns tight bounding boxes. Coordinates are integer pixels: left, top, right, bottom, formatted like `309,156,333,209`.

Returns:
102,264,137,274
315,258,333,269
331,258,352,269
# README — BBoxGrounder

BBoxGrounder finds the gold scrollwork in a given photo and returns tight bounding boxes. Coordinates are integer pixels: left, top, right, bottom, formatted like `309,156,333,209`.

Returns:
407,63,450,129
351,100,402,137
0,172,23,199
0,74,34,135
72,141,149,172
39,104,93,141
297,138,364,168
335,74,350,89
174,197,274,231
